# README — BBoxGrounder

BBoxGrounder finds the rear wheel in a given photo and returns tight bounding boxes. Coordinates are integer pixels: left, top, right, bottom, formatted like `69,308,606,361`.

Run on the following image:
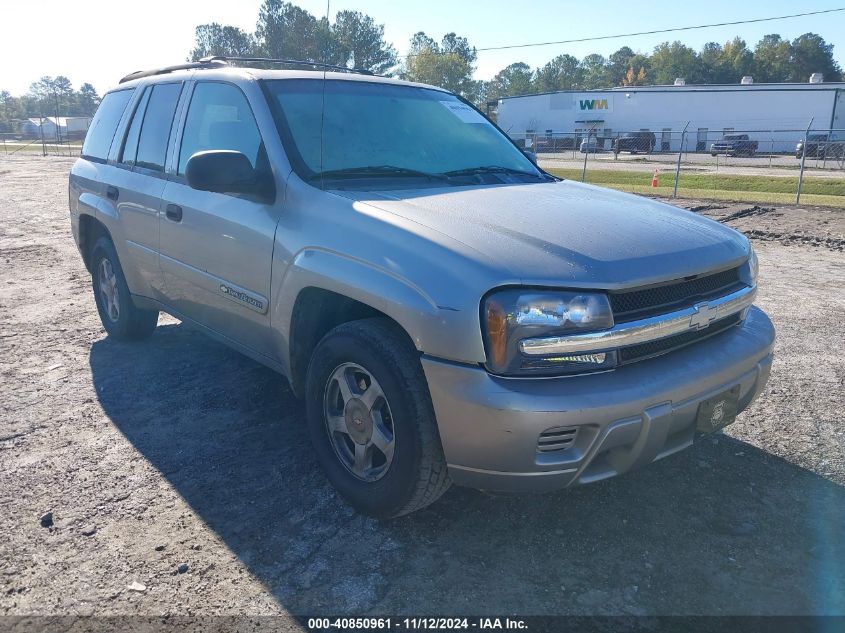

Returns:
306,318,450,518
91,237,158,340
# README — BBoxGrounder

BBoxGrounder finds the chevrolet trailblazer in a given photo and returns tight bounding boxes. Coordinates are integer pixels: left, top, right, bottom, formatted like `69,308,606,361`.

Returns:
69,58,774,517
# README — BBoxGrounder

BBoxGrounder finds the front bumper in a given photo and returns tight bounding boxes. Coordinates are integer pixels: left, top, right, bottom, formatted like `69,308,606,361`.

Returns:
423,306,775,492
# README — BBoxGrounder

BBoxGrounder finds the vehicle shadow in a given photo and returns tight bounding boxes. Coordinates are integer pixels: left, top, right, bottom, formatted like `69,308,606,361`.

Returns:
89,322,845,616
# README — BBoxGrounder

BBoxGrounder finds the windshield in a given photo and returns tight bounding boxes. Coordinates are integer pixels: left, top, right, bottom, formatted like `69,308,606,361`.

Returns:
264,79,546,187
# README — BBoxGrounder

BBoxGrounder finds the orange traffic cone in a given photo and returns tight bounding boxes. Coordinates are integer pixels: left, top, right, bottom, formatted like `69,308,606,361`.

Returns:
651,170,659,188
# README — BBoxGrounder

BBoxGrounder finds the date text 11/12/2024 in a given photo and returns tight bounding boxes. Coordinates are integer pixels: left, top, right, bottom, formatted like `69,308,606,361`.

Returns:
307,617,529,630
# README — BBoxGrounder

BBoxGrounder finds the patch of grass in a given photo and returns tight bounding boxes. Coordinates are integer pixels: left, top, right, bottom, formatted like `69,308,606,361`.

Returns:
547,168,845,198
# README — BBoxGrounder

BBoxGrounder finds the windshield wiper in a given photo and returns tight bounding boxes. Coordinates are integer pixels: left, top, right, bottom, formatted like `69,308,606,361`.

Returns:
313,165,448,181
443,165,543,178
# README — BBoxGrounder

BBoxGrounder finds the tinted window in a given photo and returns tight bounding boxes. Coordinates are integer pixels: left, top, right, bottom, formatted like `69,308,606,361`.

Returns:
82,89,134,161
265,79,540,183
178,82,262,175
135,83,182,172
119,88,149,165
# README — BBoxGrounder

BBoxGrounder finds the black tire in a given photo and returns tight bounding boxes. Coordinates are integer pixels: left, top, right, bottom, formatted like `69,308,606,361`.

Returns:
90,236,158,340
306,317,451,518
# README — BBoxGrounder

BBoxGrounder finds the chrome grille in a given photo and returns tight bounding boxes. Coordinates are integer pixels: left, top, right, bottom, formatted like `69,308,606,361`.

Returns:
618,312,742,364
610,267,744,323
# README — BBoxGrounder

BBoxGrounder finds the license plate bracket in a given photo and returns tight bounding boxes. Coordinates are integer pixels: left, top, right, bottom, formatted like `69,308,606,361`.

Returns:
695,385,741,435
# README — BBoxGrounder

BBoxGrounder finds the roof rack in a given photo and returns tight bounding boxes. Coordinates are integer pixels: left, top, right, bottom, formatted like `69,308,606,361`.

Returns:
200,56,374,76
118,56,374,84
119,59,228,84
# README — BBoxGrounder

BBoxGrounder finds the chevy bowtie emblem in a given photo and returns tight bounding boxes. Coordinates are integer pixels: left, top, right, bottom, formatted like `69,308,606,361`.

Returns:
689,302,718,330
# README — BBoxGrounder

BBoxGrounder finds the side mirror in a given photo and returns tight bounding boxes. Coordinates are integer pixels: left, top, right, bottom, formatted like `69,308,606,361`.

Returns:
185,150,274,201
522,149,538,165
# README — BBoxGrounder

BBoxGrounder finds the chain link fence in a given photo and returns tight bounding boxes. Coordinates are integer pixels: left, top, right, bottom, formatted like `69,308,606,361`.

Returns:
4,114,845,208
513,125,845,206
1,117,89,157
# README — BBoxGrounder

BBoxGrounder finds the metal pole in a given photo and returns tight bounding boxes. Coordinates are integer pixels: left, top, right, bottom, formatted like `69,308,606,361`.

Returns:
822,129,828,169
580,121,599,182
40,117,46,157
769,134,773,169
54,91,61,148
673,122,689,198
796,118,813,204
581,128,589,182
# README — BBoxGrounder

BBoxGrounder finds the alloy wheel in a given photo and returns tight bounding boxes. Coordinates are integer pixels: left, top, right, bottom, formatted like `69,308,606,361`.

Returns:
323,362,396,482
97,257,120,323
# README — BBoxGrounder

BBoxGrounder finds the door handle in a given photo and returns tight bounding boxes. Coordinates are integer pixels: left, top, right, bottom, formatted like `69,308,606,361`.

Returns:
106,186,119,201
165,203,183,222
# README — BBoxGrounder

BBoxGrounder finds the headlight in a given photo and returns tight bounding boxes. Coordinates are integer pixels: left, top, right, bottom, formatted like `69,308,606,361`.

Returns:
740,241,759,286
482,289,615,376
748,243,759,285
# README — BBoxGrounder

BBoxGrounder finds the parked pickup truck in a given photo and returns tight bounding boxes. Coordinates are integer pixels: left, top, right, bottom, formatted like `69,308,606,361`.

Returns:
613,131,656,154
535,136,577,153
796,134,844,159
69,59,774,517
710,134,758,157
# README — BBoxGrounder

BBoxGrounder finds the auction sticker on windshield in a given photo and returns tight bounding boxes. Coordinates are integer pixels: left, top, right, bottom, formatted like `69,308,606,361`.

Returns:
440,100,487,124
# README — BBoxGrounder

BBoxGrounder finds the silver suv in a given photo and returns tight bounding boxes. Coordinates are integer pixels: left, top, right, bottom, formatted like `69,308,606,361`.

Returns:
69,59,774,517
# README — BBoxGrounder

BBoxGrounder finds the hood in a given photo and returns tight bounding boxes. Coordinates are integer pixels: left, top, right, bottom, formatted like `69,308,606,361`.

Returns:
332,180,750,289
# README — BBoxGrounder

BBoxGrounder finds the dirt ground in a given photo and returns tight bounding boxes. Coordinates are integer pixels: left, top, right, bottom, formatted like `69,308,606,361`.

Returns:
1,155,844,618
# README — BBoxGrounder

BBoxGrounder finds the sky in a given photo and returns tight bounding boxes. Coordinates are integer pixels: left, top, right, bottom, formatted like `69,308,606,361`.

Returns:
1,0,844,96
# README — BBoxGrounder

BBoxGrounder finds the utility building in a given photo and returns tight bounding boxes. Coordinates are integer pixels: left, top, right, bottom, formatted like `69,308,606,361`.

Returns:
494,75,845,153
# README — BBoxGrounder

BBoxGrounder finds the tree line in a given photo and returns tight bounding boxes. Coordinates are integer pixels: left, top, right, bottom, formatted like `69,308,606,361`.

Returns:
486,33,841,103
0,77,101,128
188,1,842,107
2,0,841,124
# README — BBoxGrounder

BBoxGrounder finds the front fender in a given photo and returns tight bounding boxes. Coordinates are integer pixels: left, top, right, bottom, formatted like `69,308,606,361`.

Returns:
270,247,486,375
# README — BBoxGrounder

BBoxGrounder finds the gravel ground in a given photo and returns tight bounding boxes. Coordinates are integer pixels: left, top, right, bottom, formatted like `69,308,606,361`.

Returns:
1,156,844,618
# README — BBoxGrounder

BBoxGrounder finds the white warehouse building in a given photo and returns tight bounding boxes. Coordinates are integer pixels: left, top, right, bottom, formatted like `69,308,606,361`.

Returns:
495,76,845,154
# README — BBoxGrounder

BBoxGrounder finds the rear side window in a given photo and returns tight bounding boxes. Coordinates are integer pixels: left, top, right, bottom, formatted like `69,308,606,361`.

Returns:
119,88,149,165
135,83,183,172
178,82,262,175
82,89,134,161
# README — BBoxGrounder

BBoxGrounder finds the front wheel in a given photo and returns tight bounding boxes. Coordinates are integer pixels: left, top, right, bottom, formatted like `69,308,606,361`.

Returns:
306,318,450,518
91,236,158,340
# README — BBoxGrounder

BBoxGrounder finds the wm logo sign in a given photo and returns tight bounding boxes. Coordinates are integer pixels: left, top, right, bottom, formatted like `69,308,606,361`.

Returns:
579,99,609,110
